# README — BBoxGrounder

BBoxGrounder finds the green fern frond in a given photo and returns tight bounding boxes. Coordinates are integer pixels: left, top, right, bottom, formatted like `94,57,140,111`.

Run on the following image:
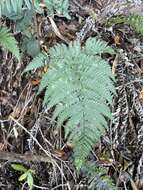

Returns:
23,0,32,9
0,0,32,18
0,0,70,19
24,52,47,73
82,162,117,190
84,38,115,55
126,14,143,34
44,0,70,19
0,27,20,61
108,14,143,35
25,37,115,169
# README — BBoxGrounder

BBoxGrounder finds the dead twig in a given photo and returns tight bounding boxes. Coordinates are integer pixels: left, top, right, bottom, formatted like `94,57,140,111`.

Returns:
48,17,69,44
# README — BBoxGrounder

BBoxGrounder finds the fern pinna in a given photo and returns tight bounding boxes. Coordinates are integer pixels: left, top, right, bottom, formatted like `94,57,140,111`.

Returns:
0,27,20,61
25,37,115,169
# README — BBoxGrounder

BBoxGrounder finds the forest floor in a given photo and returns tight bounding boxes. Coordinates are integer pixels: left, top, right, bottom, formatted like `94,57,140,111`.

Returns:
0,0,143,190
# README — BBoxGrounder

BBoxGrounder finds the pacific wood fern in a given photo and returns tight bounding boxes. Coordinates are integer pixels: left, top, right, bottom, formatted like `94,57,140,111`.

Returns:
0,27,20,61
108,14,143,35
25,37,115,169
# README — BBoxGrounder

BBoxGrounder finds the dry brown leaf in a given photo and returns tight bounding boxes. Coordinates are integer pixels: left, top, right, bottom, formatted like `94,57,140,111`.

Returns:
53,149,66,158
0,143,5,151
130,179,139,190
139,89,143,100
31,78,41,86
114,33,121,45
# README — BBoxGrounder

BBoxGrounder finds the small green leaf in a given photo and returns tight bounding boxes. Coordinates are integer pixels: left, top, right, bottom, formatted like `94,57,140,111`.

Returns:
22,36,40,57
19,172,28,181
11,164,27,172
27,172,34,187
15,10,33,33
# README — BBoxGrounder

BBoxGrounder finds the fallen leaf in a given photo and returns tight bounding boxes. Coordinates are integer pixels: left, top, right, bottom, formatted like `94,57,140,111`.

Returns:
139,89,143,100
114,33,121,45
53,149,66,158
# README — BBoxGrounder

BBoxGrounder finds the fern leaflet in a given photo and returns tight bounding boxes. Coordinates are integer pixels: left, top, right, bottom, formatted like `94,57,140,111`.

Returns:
0,27,20,61
24,52,47,73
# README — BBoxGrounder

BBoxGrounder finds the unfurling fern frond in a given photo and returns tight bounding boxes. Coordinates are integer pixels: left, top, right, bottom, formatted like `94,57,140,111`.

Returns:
82,162,117,190
0,27,20,61
108,14,143,35
25,37,115,169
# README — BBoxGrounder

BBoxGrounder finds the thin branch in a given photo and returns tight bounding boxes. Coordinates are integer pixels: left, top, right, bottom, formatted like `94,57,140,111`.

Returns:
0,151,51,163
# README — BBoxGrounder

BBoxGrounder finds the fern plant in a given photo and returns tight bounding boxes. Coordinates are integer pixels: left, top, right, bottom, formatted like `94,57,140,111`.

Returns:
108,14,143,35
0,27,20,61
24,37,115,169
